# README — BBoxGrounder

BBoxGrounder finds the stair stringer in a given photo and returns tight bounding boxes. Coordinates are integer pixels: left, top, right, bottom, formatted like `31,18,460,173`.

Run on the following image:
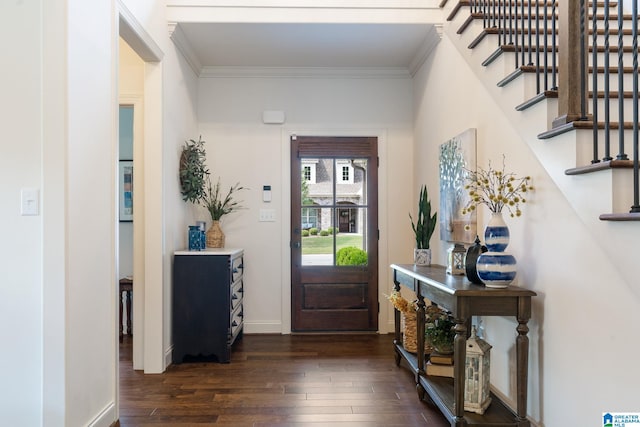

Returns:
442,10,640,292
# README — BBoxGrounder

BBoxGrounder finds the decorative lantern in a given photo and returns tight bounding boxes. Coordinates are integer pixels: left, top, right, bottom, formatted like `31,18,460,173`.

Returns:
446,243,466,275
464,326,492,414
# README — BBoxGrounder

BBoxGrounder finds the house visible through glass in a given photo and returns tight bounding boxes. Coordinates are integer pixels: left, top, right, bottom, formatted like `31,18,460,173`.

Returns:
300,158,368,266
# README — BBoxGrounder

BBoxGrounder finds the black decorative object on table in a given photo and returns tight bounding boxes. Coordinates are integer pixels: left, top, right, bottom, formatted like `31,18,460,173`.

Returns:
465,235,487,284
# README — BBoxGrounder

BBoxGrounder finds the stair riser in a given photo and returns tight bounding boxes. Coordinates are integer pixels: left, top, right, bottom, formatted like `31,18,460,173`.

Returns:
592,97,639,121
593,34,638,46
574,131,636,211
589,51,640,67
575,128,639,166
591,73,637,91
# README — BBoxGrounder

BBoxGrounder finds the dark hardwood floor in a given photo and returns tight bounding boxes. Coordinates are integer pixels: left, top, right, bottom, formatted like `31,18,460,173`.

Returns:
118,334,450,426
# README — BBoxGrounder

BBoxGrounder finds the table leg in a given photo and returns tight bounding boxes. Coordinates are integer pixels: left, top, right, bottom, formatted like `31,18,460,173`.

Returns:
119,290,124,342
125,290,132,335
516,297,532,424
453,316,468,423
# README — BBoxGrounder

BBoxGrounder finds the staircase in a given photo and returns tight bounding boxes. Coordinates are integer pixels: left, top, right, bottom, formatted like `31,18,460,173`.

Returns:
442,0,640,222
438,0,640,289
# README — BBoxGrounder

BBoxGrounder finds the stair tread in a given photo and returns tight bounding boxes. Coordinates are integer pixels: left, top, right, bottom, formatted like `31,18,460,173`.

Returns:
599,212,640,221
565,159,634,175
538,120,640,138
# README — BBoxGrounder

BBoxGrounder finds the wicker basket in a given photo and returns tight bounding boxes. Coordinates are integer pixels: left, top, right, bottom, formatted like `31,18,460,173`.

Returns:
401,311,432,354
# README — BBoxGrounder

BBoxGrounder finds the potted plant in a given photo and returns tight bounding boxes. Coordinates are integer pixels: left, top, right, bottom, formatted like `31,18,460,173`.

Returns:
200,177,247,248
410,185,437,266
178,137,246,248
425,309,455,355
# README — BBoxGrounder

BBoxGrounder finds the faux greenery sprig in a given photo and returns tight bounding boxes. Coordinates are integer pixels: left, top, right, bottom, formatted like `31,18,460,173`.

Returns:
425,309,455,351
461,157,534,218
179,136,209,203
201,177,247,221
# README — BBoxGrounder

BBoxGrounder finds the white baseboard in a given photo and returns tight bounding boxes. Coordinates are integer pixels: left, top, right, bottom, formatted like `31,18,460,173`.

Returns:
490,386,541,427
87,401,116,427
243,321,282,334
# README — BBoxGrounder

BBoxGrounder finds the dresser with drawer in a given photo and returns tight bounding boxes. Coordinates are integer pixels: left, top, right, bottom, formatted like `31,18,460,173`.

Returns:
172,248,244,364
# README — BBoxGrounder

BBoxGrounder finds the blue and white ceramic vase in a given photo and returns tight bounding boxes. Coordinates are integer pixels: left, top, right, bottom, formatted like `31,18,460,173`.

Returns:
476,211,517,288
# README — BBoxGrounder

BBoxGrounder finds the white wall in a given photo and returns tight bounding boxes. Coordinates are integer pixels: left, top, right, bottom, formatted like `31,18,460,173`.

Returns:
0,1,44,424
1,0,198,424
196,74,415,333
413,34,640,427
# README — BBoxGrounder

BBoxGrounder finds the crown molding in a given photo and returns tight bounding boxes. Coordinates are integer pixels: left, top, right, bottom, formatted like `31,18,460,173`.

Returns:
199,66,412,79
168,22,202,76
408,24,441,77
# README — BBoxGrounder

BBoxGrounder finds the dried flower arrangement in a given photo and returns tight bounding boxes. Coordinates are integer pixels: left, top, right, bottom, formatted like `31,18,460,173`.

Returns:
385,290,417,314
461,156,534,218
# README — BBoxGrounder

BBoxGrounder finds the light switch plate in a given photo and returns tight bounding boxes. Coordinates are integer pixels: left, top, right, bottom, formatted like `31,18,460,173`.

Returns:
21,188,39,216
259,209,276,222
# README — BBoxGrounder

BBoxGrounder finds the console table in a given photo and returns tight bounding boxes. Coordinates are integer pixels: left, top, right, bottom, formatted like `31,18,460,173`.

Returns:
391,264,536,427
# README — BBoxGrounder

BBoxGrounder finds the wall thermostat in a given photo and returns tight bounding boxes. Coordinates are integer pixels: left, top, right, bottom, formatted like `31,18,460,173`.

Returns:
263,185,272,202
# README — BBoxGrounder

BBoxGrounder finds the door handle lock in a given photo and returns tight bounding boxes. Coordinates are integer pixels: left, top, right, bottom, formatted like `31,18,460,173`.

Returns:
291,241,301,248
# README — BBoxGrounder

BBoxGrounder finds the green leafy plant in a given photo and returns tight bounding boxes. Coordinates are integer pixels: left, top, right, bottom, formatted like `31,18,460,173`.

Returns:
179,136,209,203
309,227,318,236
409,185,438,249
425,311,455,353
336,246,368,266
201,177,247,221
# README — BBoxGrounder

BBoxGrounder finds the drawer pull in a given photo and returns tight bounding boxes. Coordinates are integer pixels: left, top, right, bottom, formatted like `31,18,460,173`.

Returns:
232,320,238,327
232,293,238,300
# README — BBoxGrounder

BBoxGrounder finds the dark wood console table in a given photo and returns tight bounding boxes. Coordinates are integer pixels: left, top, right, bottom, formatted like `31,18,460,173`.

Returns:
391,264,536,427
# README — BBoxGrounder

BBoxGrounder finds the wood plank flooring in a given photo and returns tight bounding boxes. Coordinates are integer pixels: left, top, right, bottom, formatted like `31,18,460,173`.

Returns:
117,334,450,427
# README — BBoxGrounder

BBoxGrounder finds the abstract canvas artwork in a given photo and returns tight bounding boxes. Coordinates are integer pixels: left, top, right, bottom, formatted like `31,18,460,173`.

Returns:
119,161,133,222
439,129,477,243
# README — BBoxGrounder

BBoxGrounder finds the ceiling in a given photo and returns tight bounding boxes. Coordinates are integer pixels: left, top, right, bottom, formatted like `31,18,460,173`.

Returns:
175,22,438,73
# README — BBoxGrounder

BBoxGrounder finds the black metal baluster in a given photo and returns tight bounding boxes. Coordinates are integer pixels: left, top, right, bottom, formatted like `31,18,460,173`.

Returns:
527,0,533,65
543,0,549,90
535,0,541,94
617,0,629,160
522,0,527,67
631,0,640,212
493,0,497,28
508,0,514,46
515,0,520,68
592,0,600,163
502,0,508,46
604,0,613,161
580,0,588,119
551,0,558,89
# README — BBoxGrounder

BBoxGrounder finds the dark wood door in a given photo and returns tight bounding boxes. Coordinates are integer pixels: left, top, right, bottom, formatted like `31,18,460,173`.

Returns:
291,136,378,331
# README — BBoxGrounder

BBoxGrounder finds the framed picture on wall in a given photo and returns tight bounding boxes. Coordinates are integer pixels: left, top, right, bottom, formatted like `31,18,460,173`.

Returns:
439,128,476,243
119,160,133,222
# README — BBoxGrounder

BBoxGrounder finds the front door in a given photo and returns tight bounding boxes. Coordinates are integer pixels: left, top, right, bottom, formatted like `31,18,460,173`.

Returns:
291,136,378,331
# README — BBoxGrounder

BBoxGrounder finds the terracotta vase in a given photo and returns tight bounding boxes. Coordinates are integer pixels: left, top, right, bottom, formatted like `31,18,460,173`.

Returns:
206,220,225,248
